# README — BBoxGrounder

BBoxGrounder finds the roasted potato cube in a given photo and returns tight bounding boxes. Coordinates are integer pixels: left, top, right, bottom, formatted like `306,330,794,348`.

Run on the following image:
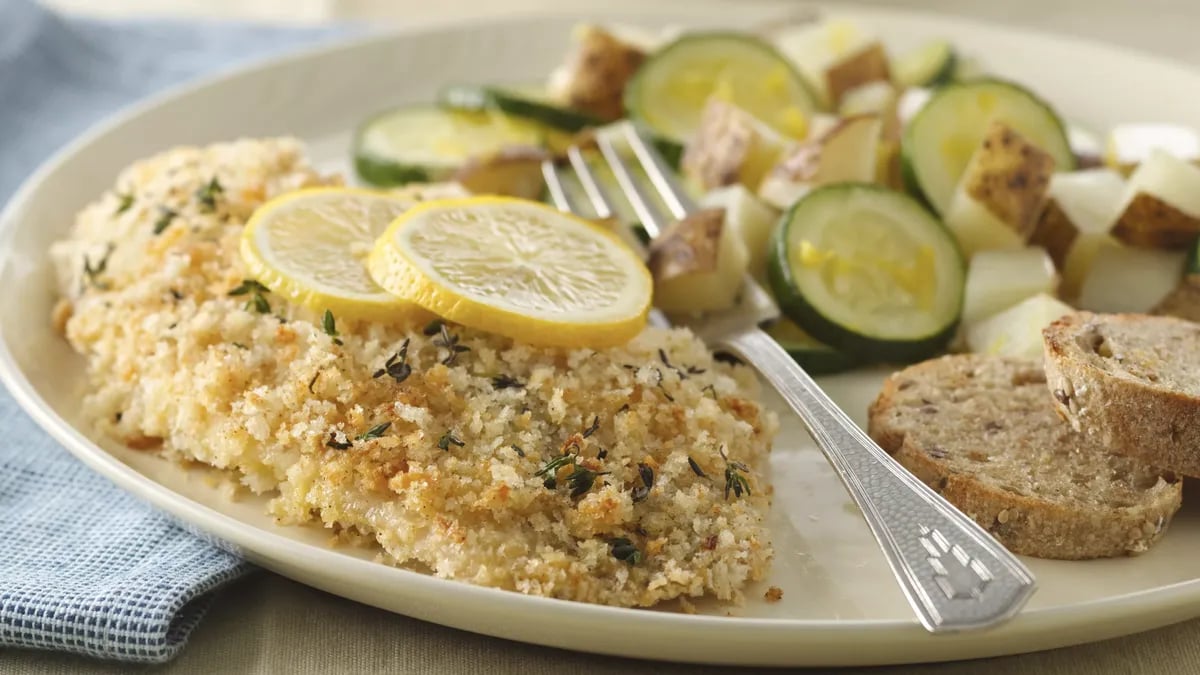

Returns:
756,114,881,210
649,208,749,313
944,121,1056,256
825,42,891,107
1111,192,1200,249
1029,200,1078,269
681,99,788,193
553,25,645,122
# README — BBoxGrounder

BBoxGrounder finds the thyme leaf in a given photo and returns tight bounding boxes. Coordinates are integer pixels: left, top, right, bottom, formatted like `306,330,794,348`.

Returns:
422,319,444,336
195,177,224,212
356,421,391,441
248,292,271,314
153,207,177,235
607,537,642,565
637,462,655,490
712,350,744,366
565,466,608,498
491,374,524,390
228,279,271,296
322,309,343,346
582,416,600,438
509,444,525,457
688,456,707,478
82,244,114,289
114,192,134,215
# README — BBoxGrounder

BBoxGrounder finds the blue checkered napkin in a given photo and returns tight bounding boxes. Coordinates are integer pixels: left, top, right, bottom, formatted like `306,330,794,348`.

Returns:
0,0,348,662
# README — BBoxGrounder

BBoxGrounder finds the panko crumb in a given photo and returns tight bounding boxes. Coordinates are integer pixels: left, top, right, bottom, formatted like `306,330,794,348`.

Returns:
764,586,784,603
50,138,779,609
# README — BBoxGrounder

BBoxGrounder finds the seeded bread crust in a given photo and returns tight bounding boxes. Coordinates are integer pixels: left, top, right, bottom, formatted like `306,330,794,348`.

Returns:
1043,311,1200,477
869,354,1181,559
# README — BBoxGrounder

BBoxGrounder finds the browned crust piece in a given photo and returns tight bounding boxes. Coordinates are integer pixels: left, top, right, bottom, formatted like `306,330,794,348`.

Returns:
1029,199,1078,270
1043,311,1200,477
1111,192,1200,249
965,121,1056,240
825,42,891,107
868,354,1181,559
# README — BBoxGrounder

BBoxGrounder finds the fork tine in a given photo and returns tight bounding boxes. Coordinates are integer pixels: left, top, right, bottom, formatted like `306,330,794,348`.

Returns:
595,132,669,239
567,147,614,220
621,122,698,220
541,159,577,213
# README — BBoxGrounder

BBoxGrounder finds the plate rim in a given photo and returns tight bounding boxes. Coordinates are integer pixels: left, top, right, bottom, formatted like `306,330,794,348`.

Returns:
4,3,1200,666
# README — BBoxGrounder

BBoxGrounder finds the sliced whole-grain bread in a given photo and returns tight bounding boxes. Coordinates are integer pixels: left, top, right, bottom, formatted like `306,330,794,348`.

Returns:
868,354,1181,559
1043,311,1200,477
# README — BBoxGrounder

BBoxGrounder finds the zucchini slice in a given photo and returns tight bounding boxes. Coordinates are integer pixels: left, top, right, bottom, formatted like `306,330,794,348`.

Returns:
767,183,965,362
767,318,859,375
625,32,818,145
892,39,957,89
900,79,1074,214
438,84,601,133
354,105,551,187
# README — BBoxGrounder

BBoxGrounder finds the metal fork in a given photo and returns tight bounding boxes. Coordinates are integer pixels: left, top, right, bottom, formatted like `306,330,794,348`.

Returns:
542,122,1036,633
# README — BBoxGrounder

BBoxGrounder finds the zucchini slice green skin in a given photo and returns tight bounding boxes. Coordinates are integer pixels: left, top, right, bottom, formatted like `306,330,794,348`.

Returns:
624,32,818,146
893,39,957,89
767,320,860,375
352,104,546,188
354,154,435,187
438,85,601,133
900,78,1075,214
767,183,965,363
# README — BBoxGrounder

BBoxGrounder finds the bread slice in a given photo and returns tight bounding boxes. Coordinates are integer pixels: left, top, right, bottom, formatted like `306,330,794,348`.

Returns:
1044,311,1200,477
869,354,1181,559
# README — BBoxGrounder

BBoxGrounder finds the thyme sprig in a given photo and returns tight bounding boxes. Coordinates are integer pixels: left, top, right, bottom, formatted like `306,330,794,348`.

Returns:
373,338,412,383
535,454,575,489
720,446,751,501
228,279,271,314
433,323,470,366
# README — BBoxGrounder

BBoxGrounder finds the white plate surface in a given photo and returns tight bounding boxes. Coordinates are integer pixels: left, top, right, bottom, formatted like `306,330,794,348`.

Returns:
3,4,1200,667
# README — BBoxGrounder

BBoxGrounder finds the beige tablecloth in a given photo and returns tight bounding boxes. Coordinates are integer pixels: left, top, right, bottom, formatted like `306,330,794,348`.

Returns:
12,1,1200,672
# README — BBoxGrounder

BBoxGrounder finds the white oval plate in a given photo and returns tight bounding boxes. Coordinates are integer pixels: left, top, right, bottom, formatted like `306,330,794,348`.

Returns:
4,4,1200,668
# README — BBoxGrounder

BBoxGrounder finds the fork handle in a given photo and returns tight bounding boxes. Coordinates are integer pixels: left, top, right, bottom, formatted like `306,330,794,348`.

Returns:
724,327,1036,632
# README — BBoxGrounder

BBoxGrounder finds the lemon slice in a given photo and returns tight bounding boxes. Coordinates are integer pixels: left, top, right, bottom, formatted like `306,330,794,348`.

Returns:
240,187,426,320
368,196,652,348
